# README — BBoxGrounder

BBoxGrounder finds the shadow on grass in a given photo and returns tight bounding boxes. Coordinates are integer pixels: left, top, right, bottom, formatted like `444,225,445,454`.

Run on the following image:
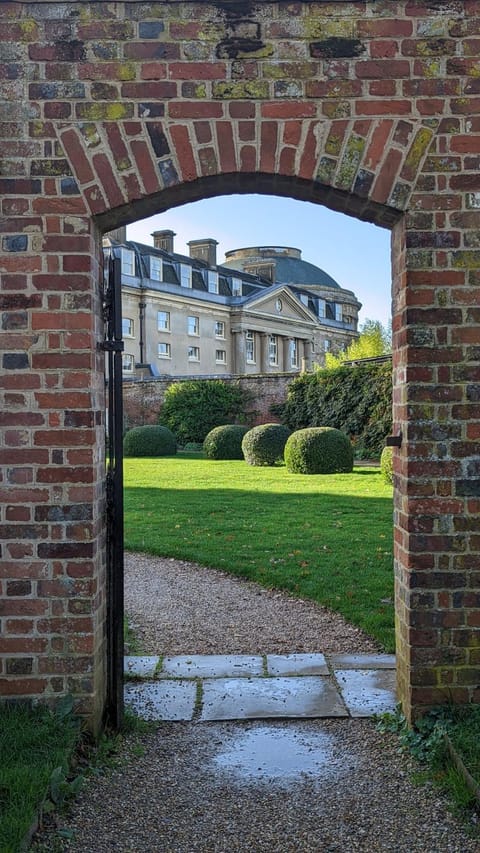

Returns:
124,484,395,651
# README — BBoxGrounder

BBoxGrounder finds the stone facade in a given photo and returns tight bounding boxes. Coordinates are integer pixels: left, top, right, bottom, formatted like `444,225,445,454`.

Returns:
105,230,360,380
1,0,480,727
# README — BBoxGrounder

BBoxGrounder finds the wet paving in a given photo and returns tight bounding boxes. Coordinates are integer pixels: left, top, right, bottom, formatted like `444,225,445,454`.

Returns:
124,653,397,721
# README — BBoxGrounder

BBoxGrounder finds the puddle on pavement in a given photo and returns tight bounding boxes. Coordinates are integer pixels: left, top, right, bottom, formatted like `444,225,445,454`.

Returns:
212,725,353,786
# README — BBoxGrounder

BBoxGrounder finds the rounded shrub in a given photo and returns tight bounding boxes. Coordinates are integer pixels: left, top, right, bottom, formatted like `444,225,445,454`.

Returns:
380,445,394,485
123,425,177,457
284,427,354,474
242,423,291,466
203,424,249,460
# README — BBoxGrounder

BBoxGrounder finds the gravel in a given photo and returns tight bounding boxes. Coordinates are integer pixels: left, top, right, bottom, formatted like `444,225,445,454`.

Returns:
123,552,380,656
31,553,479,852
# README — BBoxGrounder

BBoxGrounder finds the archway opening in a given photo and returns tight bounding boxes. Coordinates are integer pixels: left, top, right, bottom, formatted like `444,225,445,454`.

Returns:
101,182,397,724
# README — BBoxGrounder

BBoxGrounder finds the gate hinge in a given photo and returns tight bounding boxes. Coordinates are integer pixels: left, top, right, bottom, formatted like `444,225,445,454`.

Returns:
101,340,125,353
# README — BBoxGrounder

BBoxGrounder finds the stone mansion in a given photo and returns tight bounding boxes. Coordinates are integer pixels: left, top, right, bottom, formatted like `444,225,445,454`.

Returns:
103,227,361,379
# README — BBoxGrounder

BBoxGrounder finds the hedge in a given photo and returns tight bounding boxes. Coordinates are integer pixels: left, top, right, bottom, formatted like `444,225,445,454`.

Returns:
158,379,251,445
123,425,177,457
279,362,392,458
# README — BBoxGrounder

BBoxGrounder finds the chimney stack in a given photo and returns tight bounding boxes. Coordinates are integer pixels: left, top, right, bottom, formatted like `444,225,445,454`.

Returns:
151,229,176,253
106,226,127,243
188,238,218,267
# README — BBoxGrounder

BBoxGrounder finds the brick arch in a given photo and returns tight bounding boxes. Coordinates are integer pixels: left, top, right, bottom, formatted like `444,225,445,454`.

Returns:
59,114,431,231
2,0,480,730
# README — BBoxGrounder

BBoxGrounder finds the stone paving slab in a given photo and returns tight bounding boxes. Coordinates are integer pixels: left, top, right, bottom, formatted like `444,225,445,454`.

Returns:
266,653,328,676
200,676,348,721
124,655,160,678
124,680,197,721
330,653,396,670
333,669,397,717
161,654,264,678
123,654,398,722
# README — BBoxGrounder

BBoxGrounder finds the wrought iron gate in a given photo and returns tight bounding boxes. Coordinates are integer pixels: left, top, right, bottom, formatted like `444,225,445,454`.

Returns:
102,252,124,728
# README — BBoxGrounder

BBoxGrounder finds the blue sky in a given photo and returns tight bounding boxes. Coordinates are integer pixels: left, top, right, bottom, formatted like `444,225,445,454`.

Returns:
127,194,392,328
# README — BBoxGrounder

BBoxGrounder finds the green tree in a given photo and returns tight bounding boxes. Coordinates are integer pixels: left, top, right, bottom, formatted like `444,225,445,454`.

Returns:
158,379,251,445
325,318,391,369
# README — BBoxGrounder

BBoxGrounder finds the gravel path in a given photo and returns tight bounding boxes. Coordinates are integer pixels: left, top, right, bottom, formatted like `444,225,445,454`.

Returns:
31,553,479,852
123,552,380,656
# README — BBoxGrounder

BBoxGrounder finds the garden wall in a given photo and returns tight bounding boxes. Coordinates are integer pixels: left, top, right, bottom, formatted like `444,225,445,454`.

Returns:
2,0,480,726
123,374,292,431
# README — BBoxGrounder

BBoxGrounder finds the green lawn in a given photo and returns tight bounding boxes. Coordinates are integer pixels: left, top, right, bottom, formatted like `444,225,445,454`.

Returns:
124,455,395,651
0,702,79,852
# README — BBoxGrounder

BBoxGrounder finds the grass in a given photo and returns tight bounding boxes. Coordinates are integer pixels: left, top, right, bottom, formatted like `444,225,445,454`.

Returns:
0,701,79,853
124,454,395,650
377,704,480,832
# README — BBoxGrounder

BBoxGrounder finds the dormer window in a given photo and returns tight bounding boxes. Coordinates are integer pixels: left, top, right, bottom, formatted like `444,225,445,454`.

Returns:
231,277,242,296
180,264,192,288
150,256,162,281
207,271,219,294
245,263,274,282
121,248,135,276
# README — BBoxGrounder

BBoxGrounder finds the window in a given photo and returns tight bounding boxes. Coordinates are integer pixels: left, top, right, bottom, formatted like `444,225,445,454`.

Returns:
246,330,255,363
215,349,226,364
335,303,343,322
324,339,331,352
188,315,199,335
317,298,326,318
122,353,135,373
150,256,162,281
268,335,278,365
180,264,192,288
207,271,218,294
299,293,308,306
121,248,135,276
215,320,225,338
158,342,171,359
122,317,134,337
326,301,336,320
188,346,200,361
231,277,242,296
290,339,298,368
157,311,170,331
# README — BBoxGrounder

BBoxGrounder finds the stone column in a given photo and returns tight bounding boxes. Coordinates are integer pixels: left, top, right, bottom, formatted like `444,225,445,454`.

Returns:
304,340,313,371
259,333,270,373
283,337,292,372
231,330,245,374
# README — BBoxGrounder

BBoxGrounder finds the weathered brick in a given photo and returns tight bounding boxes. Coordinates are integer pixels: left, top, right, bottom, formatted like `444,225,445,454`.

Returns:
1,0,480,729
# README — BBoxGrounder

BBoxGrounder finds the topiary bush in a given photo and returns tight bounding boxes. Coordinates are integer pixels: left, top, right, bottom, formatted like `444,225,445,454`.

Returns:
280,362,392,459
242,423,291,466
203,424,249,460
380,445,394,484
284,427,353,474
123,425,177,457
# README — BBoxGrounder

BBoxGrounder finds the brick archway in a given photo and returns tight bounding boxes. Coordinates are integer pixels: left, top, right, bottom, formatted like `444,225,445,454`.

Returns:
2,0,479,729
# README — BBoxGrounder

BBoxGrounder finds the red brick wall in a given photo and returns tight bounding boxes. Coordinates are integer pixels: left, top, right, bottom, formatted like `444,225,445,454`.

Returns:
1,0,480,725
123,374,291,430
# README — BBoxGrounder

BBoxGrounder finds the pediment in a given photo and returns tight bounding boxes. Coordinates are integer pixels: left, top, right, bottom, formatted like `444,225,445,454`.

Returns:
242,286,316,324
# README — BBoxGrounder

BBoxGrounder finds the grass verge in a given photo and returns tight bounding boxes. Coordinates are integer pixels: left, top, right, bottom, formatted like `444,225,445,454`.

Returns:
124,455,394,650
0,700,79,853
377,704,480,834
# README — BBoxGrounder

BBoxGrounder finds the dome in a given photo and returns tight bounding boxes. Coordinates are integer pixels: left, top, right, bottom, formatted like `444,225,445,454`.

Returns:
222,246,341,290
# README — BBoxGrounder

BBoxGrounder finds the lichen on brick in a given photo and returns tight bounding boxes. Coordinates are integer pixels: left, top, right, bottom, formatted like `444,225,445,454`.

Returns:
309,38,365,60
213,80,269,99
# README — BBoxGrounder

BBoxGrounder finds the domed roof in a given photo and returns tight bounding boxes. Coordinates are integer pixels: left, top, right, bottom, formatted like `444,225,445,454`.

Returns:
221,246,341,290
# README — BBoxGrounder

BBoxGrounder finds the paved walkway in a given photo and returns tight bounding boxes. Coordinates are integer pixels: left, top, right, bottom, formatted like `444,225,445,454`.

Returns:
124,652,397,721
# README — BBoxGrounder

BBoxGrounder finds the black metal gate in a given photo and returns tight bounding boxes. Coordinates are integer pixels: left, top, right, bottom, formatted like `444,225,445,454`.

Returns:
102,252,124,728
